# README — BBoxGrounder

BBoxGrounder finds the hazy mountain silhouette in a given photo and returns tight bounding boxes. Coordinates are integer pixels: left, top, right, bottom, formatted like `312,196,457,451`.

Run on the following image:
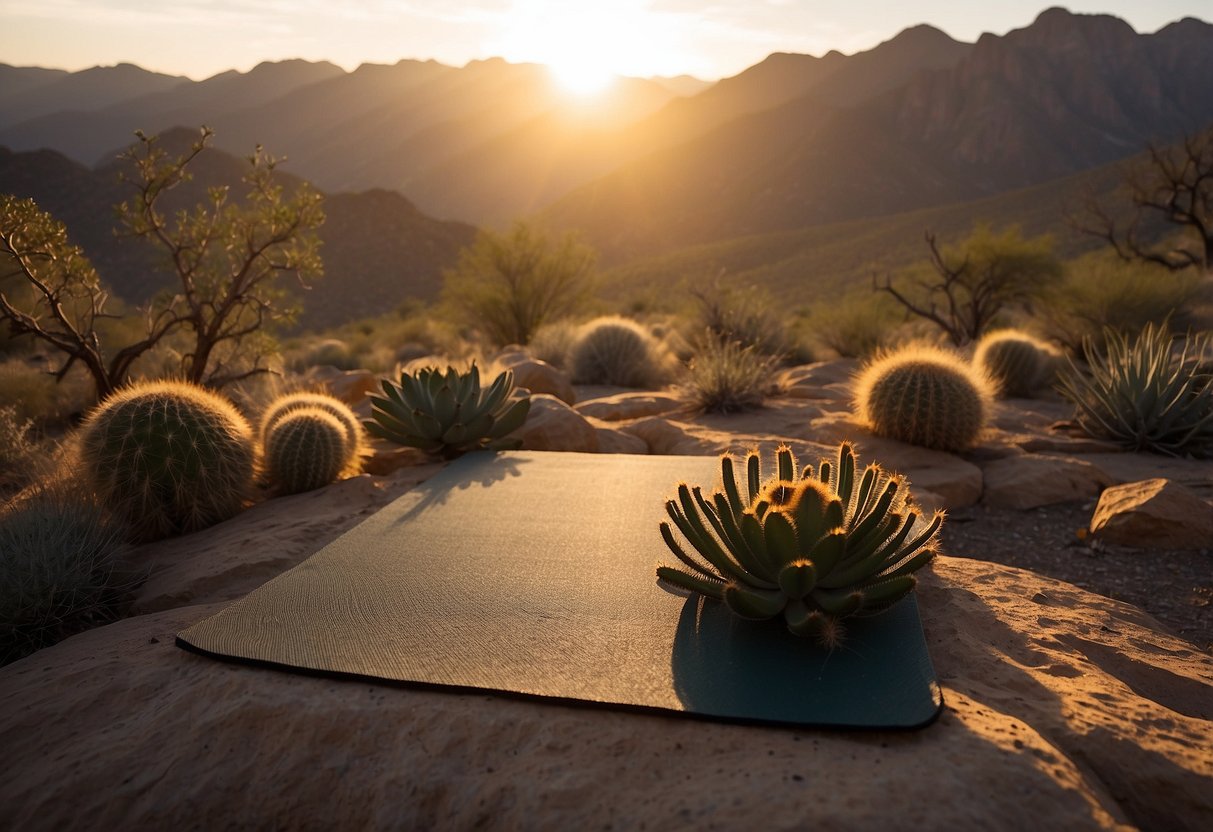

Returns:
0,63,188,130
547,8,1213,259
0,132,475,330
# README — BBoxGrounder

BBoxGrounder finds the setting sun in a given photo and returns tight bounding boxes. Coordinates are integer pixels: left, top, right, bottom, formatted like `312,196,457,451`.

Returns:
491,0,688,94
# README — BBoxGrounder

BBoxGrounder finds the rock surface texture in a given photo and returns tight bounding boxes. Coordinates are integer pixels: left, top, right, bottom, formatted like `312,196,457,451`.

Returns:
1090,479,1213,551
4,358,1211,830
0,555,1208,831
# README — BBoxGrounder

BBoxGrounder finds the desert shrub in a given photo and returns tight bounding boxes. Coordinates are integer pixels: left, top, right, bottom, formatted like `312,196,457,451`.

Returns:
528,319,580,369
1058,323,1213,456
441,222,596,346
292,338,360,372
690,282,804,361
0,483,134,665
1042,253,1207,353
973,329,1055,398
263,409,351,494
569,317,673,388
853,345,993,452
79,380,256,542
810,291,904,358
685,337,776,413
0,405,34,476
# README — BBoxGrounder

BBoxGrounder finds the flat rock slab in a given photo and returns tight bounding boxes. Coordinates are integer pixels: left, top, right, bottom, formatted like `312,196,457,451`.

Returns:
2,559,1209,830
980,454,1112,510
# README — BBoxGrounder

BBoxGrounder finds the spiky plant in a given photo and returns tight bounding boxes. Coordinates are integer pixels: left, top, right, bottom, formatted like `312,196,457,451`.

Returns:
570,316,671,388
264,408,350,494
973,330,1052,398
366,364,531,458
78,380,256,542
259,391,364,477
1058,323,1213,456
1,483,135,665
853,345,992,452
657,443,942,647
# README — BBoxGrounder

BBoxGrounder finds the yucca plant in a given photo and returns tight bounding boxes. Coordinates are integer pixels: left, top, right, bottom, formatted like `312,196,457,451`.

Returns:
1058,323,1213,456
366,364,531,458
657,443,942,647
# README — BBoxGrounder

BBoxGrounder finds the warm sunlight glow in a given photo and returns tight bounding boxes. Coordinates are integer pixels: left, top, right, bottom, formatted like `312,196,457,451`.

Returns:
491,0,690,93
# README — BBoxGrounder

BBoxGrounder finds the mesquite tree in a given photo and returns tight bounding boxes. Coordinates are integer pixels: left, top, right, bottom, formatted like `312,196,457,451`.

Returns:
875,225,1062,347
1076,127,1213,278
0,127,324,400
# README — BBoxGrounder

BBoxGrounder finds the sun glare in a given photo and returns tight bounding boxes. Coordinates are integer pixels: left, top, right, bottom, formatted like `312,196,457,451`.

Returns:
492,0,687,96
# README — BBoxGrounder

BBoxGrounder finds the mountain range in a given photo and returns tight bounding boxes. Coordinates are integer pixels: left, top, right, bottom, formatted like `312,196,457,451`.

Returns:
2,6,1212,329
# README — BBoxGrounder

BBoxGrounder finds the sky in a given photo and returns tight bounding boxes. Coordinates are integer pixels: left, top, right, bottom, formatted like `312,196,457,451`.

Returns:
1,1,1210,84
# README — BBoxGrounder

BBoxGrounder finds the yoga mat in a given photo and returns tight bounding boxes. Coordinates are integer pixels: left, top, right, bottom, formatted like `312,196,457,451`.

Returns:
179,451,943,729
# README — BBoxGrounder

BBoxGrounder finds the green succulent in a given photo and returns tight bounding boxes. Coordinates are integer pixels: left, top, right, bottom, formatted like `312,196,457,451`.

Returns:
366,364,531,458
657,443,942,646
1058,323,1213,457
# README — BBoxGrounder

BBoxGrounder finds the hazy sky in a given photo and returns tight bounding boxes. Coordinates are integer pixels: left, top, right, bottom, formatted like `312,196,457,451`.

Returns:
1,1,1210,82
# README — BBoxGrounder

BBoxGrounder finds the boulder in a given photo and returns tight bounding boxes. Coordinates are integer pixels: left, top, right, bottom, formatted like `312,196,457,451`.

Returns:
619,417,720,456
515,395,599,453
498,354,576,405
311,367,378,404
1,558,1209,830
809,415,983,509
1089,479,1213,550
575,392,684,421
980,454,1112,510
593,427,650,455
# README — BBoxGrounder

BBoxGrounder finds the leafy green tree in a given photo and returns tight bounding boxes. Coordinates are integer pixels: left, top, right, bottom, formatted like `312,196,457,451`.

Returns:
0,127,324,400
442,221,596,346
875,225,1062,346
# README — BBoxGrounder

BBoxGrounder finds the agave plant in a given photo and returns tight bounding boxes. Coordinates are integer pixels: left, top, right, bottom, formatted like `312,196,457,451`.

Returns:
366,364,531,458
657,443,942,646
1058,323,1213,457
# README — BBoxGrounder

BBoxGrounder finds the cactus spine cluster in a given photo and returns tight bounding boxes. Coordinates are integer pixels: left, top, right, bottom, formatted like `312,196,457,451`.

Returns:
570,316,668,388
657,443,942,647
367,364,531,458
78,380,255,542
263,408,350,494
974,330,1052,398
259,391,364,478
853,345,992,452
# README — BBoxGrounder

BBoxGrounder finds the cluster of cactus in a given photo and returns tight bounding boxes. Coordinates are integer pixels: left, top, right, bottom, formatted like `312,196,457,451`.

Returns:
973,329,1053,398
260,392,365,494
657,443,942,647
570,317,670,388
1058,323,1213,456
78,380,256,542
853,345,992,452
367,364,531,458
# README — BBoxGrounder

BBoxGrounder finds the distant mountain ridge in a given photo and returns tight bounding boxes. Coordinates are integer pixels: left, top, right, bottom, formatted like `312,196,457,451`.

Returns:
0,134,475,330
2,7,1212,271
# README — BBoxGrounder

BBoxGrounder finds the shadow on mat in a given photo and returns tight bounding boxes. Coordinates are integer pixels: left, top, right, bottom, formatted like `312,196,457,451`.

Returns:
387,453,531,527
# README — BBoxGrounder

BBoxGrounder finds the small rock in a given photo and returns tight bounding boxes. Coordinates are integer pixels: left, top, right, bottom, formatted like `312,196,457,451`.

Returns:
314,368,378,404
980,455,1111,510
619,418,717,455
1090,479,1213,550
594,428,649,455
575,392,684,421
515,395,599,453
498,354,576,405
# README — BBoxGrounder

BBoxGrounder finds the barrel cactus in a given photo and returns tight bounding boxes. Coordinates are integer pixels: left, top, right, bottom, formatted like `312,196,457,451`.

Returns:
260,391,364,476
367,364,531,458
974,330,1052,398
570,316,670,388
263,408,350,494
78,380,255,542
853,345,992,452
657,443,942,647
